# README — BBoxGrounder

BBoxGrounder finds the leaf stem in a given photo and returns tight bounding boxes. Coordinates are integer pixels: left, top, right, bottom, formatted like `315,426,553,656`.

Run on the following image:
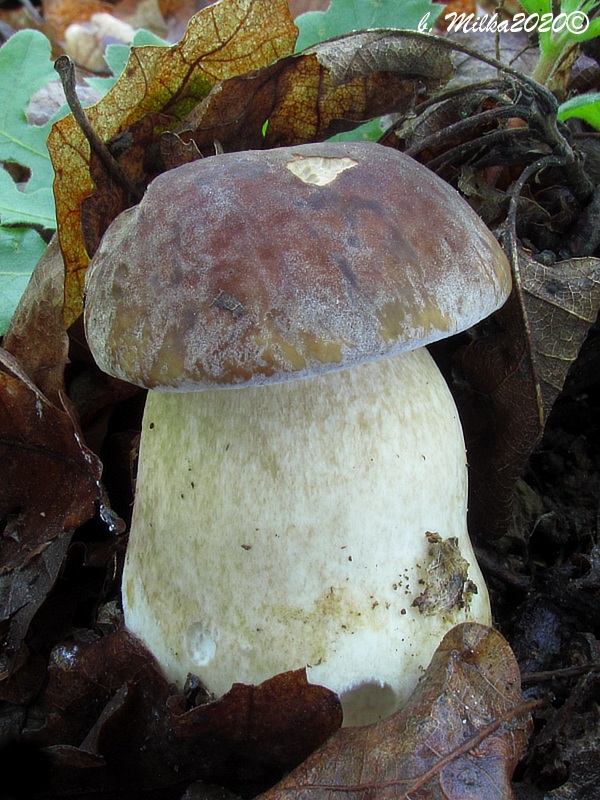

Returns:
54,55,141,202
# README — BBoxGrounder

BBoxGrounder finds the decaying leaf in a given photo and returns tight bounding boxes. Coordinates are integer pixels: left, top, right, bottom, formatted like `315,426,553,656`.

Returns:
0,349,102,678
515,248,600,419
48,0,299,326
170,669,343,786
171,28,454,155
27,629,341,794
267,29,454,145
258,623,531,800
525,671,600,800
444,287,544,539
3,237,68,404
412,532,476,617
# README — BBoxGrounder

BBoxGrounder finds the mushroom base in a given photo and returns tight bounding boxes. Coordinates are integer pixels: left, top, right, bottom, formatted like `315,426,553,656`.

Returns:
122,349,492,726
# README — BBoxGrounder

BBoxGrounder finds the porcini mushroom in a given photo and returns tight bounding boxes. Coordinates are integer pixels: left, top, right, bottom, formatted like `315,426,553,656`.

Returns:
84,142,511,726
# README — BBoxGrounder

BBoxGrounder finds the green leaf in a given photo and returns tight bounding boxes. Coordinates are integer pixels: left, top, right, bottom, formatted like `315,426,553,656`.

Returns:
557,91,600,128
294,0,443,52
0,169,56,227
568,16,600,43
517,0,550,14
0,227,47,335
0,30,56,192
328,117,385,142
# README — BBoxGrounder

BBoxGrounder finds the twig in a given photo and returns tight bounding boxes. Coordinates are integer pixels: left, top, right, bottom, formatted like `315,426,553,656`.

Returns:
504,154,568,262
521,662,600,684
381,30,594,202
54,55,142,202
420,121,532,173
20,0,43,26
405,103,526,159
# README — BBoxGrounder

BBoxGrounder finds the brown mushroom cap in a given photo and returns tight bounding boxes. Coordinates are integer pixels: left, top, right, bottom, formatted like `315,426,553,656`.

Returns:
84,142,511,390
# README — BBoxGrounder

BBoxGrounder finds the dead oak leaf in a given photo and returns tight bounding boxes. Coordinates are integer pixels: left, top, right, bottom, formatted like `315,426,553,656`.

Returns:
171,668,343,783
0,349,102,679
454,246,600,538
515,248,600,419
258,624,531,800
47,0,298,327
176,29,455,153
2,236,68,406
33,631,341,791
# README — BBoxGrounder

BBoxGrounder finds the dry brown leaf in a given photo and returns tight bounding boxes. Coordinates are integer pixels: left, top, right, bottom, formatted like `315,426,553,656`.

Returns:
257,623,531,800
0,350,102,679
267,29,454,145
453,245,600,538
2,237,68,405
175,29,454,153
442,286,543,539
516,249,600,419
175,55,412,152
47,0,298,326
171,669,343,782
30,630,341,793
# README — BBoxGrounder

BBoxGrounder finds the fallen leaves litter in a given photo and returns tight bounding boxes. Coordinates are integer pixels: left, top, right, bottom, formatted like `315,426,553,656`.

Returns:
3,2,600,796
2,237,68,404
0,348,102,679
24,630,342,795
258,623,532,800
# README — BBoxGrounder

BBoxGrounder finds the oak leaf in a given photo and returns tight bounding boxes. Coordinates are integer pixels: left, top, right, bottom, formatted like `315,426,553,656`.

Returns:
0,349,102,678
258,624,531,800
516,248,600,419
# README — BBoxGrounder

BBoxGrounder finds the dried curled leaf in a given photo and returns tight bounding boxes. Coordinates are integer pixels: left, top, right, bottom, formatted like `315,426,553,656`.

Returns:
308,28,454,87
2,237,68,404
258,624,531,800
455,245,600,537
179,28,455,151
0,350,102,678
516,249,600,419
171,669,343,784
32,630,341,793
47,0,298,326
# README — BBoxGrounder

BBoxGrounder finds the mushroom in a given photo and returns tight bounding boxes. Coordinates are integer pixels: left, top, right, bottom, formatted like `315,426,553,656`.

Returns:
84,141,511,726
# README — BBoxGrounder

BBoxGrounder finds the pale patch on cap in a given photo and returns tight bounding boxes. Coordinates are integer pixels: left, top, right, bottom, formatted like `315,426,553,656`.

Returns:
286,155,359,186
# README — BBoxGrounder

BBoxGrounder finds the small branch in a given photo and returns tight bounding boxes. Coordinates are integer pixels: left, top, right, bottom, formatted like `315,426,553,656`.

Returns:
422,124,531,174
505,154,568,262
54,55,142,202
521,662,600,684
405,103,525,160
20,0,43,26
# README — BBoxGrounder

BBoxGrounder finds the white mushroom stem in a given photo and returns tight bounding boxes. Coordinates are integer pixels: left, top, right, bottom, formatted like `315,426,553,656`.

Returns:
122,348,491,726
